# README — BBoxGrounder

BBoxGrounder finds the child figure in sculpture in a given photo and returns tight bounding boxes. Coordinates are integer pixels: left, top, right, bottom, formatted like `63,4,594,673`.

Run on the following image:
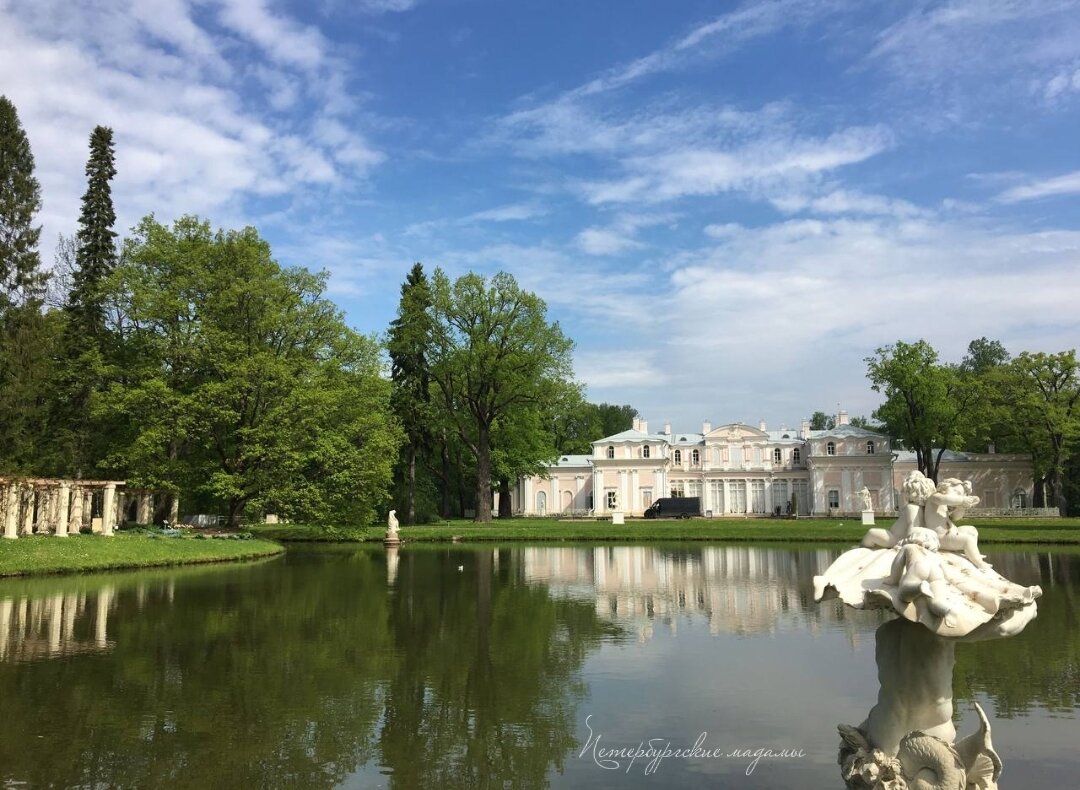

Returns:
923,478,990,570
887,527,955,625
861,470,936,549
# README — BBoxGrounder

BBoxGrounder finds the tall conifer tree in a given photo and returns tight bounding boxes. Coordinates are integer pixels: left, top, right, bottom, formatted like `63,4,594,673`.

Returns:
387,262,434,525
53,125,118,476
0,95,50,474
0,95,45,309
67,125,117,334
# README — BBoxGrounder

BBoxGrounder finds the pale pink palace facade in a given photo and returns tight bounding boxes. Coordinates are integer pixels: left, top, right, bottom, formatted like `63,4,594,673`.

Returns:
512,411,1036,518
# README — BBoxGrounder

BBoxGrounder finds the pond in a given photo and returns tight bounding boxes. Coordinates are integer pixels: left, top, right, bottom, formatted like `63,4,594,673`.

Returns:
0,543,1076,788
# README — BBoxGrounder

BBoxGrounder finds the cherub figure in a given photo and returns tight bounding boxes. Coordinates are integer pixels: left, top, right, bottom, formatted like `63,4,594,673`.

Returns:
924,478,989,570
387,509,399,535
887,527,955,623
861,471,936,549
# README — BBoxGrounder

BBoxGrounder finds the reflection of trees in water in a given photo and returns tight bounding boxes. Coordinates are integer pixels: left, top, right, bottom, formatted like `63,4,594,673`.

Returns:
0,548,618,789
954,551,1080,716
379,548,621,789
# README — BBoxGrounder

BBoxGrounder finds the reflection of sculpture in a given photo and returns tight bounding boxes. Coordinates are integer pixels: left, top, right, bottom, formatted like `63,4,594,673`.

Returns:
837,619,1002,790
816,473,1040,639
858,487,873,512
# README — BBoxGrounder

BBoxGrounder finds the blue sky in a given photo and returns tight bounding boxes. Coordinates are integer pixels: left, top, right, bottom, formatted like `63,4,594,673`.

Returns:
3,0,1080,432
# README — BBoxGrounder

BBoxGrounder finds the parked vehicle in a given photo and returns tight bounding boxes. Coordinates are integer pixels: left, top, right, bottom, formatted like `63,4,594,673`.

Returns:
644,497,701,519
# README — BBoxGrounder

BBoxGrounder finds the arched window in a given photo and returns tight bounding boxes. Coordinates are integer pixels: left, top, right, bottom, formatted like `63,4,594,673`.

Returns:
773,448,782,464
674,449,682,464
792,448,801,464
642,445,650,459
866,441,875,455
606,446,614,459
826,441,836,456
1011,489,1028,509
692,449,700,465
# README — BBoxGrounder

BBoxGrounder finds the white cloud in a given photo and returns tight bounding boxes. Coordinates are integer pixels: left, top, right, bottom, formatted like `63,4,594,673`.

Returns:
997,170,1080,203
465,203,547,222
1044,64,1080,99
579,126,893,205
217,0,328,70
575,213,675,256
0,0,384,254
771,188,926,218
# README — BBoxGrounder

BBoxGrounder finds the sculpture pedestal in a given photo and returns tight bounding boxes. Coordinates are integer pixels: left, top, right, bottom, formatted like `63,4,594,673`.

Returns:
861,510,875,526
611,511,625,525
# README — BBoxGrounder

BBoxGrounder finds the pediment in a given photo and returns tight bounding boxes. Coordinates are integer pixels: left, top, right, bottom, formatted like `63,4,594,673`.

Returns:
704,423,768,442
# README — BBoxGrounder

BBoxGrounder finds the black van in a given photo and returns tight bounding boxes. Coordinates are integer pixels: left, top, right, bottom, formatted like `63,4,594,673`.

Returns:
644,497,701,519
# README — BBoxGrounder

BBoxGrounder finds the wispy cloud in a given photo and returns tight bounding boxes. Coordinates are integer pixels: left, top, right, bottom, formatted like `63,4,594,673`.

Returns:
578,126,893,205
576,213,675,255
997,170,1080,203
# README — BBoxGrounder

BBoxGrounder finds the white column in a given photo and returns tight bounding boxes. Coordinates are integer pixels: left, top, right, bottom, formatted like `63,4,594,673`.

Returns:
551,477,558,513
0,598,11,661
3,484,18,539
631,468,640,514
102,484,116,536
55,482,70,537
48,594,63,654
592,469,604,514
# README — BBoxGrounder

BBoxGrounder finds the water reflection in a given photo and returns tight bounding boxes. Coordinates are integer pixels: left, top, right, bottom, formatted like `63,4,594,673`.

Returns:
0,544,1074,789
522,544,872,637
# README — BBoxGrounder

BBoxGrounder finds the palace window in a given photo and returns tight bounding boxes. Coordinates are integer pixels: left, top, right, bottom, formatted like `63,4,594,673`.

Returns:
773,448,782,464
674,449,682,464
691,449,700,465
642,445,650,459
671,480,686,497
606,446,615,459
688,480,702,497
606,490,618,509
826,441,836,456
866,441,875,455
792,448,801,464
828,490,840,509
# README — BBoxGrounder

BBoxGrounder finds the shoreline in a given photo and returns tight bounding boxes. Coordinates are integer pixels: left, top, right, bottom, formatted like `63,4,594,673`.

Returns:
0,534,285,578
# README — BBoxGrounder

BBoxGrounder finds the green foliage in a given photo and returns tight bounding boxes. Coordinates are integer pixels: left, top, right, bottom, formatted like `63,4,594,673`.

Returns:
0,95,45,309
387,262,434,524
428,269,574,522
809,410,836,431
992,351,1080,510
0,95,50,475
866,340,980,481
100,216,401,525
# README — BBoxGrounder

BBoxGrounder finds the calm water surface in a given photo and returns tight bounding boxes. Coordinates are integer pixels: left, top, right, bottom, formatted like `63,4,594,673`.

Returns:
0,543,1076,789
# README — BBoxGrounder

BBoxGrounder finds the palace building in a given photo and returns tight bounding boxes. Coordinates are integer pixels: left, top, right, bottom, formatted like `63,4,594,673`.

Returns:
512,412,1036,518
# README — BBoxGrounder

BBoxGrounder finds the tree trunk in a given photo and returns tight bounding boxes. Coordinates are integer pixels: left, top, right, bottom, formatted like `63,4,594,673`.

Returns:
405,442,417,525
498,478,512,518
1033,476,1046,508
475,423,492,522
227,498,244,528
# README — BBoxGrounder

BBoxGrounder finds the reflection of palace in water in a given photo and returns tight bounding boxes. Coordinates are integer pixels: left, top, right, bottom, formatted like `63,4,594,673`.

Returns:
521,545,866,638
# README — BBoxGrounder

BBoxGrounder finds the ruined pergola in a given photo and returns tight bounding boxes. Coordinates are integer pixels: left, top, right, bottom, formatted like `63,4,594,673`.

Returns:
1,477,175,539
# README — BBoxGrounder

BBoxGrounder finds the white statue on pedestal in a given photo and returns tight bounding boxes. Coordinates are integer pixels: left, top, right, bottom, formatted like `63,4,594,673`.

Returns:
816,473,1039,788
385,509,400,545
858,486,873,512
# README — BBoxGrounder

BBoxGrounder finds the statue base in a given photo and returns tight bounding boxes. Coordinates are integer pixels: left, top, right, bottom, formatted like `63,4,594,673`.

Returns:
861,510,875,526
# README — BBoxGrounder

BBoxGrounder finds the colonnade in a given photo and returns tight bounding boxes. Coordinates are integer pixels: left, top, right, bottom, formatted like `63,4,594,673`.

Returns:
0,478,174,539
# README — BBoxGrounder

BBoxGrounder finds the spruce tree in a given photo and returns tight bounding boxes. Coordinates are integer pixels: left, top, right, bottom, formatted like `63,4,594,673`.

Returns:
52,125,119,477
0,95,45,310
387,262,434,525
67,125,117,334
0,95,49,474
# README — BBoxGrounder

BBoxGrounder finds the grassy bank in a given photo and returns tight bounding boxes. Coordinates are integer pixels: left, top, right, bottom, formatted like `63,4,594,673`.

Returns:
250,516,1080,546
0,533,284,577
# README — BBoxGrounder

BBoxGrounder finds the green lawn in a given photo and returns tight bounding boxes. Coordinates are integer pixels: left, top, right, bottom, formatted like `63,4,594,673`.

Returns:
249,516,1080,546
0,533,284,577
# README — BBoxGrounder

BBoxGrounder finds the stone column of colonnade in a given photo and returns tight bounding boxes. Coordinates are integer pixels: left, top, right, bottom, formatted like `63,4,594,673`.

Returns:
55,482,71,537
20,485,35,535
3,482,19,539
101,484,117,536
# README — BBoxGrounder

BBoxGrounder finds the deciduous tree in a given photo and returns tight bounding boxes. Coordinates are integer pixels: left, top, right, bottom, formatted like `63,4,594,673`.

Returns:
428,270,573,522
